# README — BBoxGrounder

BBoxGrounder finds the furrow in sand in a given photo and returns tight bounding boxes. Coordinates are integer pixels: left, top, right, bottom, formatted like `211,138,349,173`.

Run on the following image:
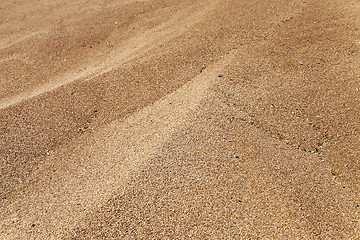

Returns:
0,51,237,239
0,0,217,110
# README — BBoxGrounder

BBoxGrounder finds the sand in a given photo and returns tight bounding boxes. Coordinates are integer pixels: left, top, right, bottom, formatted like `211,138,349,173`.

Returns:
1,0,359,238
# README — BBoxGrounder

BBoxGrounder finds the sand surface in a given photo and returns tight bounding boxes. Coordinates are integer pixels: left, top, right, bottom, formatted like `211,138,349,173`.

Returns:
1,0,360,238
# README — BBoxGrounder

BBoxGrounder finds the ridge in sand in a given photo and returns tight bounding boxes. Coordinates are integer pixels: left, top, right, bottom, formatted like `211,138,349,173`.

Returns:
1,0,360,238
0,50,238,238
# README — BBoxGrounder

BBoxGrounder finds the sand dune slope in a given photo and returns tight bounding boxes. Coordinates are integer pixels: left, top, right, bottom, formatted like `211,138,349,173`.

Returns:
1,0,360,238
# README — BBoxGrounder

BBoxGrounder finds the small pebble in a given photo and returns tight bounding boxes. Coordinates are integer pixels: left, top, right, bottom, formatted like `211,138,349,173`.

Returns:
218,74,224,77
299,61,304,65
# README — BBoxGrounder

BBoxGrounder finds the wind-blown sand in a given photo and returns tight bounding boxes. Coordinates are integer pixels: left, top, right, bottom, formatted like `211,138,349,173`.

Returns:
1,0,359,238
